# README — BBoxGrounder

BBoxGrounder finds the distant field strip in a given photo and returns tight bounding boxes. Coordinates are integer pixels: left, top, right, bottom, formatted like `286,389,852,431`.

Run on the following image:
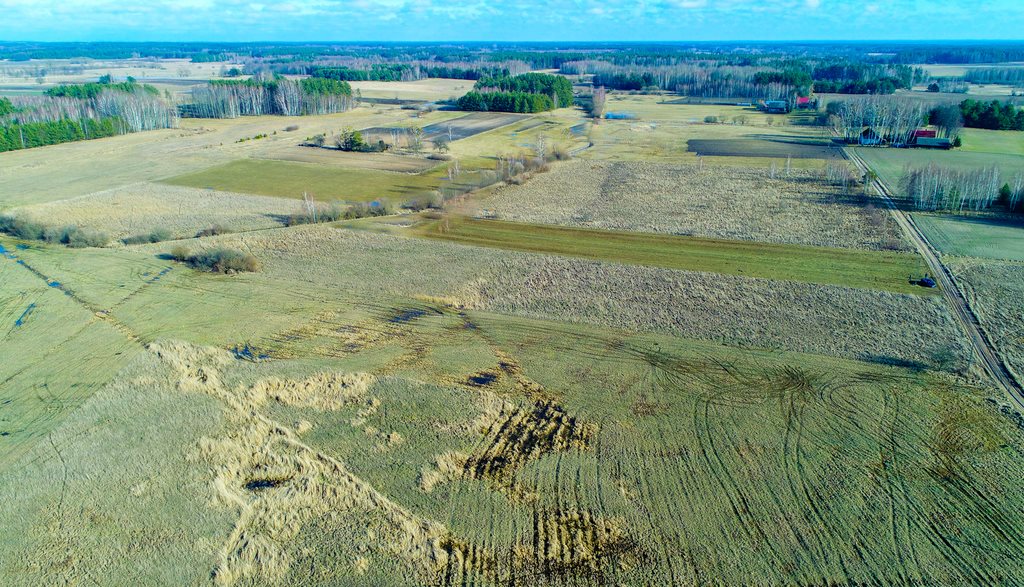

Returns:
362,112,527,142
912,213,1024,262
161,158,441,202
416,218,934,295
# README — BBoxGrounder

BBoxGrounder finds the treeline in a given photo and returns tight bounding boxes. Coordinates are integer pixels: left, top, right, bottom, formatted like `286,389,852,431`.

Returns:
0,117,122,152
962,68,1024,85
902,164,1023,213
1,80,177,152
457,91,554,113
474,73,573,108
565,59,920,99
44,79,159,99
456,73,572,113
308,63,509,82
960,99,1024,130
181,77,352,118
576,62,798,101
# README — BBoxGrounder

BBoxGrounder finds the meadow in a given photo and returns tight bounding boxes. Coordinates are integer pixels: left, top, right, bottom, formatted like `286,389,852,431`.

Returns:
2,64,1023,587
478,160,908,251
162,159,443,203
913,213,1024,261
0,270,1018,585
855,144,1024,191
415,216,931,295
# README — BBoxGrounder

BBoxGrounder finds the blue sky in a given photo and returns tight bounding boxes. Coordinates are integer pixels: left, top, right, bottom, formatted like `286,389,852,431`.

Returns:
0,0,1022,42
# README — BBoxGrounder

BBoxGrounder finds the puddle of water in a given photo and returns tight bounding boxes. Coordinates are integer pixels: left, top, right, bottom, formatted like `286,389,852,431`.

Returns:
389,308,427,324
245,478,288,491
14,303,36,327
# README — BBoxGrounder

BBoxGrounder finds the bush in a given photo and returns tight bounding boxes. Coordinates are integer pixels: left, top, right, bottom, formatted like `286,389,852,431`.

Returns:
0,215,45,240
183,247,260,273
53,226,109,248
123,227,172,245
0,216,107,247
549,144,572,161
284,125,299,132
704,115,719,124
196,224,230,238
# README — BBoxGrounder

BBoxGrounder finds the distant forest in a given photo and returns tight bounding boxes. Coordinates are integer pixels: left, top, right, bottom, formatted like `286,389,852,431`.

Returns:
0,79,176,152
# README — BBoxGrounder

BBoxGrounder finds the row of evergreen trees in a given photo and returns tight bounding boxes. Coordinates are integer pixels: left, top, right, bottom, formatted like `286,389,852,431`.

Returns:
456,91,554,113
181,77,353,118
0,117,122,153
473,73,574,109
959,100,1024,131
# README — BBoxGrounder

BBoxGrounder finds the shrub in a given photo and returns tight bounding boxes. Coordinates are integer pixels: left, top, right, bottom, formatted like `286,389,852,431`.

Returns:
704,115,719,124
0,215,45,240
123,228,172,245
196,224,230,238
54,226,109,248
284,125,299,132
184,247,260,273
549,144,572,161
0,216,107,247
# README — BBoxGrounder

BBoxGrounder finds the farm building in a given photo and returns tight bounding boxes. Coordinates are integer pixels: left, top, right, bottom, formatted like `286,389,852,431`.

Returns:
915,136,953,149
796,96,817,109
762,100,791,114
859,128,882,146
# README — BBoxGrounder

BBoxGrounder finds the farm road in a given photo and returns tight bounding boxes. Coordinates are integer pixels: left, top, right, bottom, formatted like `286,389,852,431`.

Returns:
846,148,1024,411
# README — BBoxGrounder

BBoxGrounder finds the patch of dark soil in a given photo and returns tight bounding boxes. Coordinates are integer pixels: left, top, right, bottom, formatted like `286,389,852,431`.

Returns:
389,308,427,324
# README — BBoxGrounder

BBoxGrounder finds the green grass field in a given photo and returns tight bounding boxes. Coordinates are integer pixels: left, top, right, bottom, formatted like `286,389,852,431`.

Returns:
913,213,1024,261
161,158,444,202
856,146,1024,190
960,128,1024,156
414,217,934,295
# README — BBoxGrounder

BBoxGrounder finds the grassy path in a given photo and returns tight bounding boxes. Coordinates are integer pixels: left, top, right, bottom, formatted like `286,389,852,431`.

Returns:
415,217,936,295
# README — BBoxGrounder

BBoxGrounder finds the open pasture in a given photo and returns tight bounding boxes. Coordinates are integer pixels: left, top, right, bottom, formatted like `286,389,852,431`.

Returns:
362,112,528,143
856,146,1024,192
161,158,442,203
913,213,1024,261
415,216,931,295
13,183,304,241
257,147,439,173
348,78,474,102
0,107,417,209
478,160,908,251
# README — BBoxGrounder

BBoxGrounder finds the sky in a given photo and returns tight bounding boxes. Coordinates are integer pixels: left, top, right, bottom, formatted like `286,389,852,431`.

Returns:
0,0,1022,42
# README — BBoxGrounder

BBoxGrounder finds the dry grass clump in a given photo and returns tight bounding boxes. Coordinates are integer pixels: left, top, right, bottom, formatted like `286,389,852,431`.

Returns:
249,372,375,411
948,258,1024,382
483,160,909,251
148,341,459,586
10,183,300,241
474,255,970,368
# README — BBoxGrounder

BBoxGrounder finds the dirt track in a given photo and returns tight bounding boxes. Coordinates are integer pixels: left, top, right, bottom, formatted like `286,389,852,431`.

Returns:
846,147,1024,411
